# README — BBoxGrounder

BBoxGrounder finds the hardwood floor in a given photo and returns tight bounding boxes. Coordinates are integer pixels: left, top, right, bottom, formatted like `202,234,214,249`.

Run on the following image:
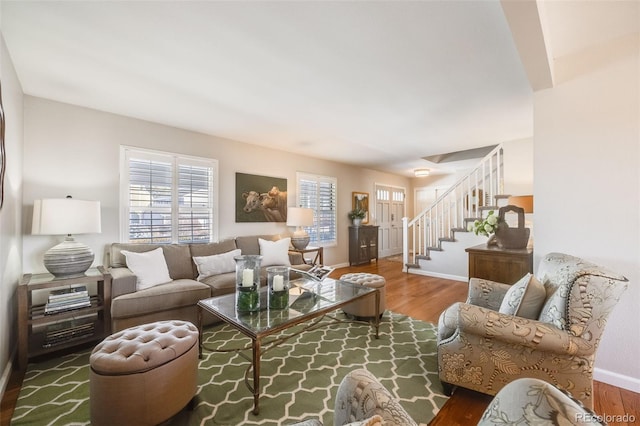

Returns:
2,258,638,425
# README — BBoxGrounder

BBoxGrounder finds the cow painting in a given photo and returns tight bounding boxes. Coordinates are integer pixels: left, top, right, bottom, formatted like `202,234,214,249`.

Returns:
241,189,286,222
236,173,287,223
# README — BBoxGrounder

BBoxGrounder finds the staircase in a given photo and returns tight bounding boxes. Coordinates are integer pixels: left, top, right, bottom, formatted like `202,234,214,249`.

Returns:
402,145,508,275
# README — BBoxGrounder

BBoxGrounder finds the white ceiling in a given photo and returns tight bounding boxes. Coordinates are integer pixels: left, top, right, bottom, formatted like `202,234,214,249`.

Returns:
1,1,625,177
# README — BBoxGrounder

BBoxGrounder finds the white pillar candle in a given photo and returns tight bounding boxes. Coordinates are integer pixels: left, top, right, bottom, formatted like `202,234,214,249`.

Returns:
242,269,254,287
273,275,284,291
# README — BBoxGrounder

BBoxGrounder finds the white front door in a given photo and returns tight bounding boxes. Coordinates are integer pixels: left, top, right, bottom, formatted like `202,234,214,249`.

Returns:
375,185,405,257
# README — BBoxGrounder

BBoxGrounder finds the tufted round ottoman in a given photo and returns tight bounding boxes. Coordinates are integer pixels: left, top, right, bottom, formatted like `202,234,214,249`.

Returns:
89,320,199,426
339,273,386,319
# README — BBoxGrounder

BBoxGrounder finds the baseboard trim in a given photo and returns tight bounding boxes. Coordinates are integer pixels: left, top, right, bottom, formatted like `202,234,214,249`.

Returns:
406,268,467,283
0,348,16,402
594,367,640,393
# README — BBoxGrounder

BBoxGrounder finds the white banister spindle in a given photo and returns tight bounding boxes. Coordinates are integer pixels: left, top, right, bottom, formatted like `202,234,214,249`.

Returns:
403,144,504,271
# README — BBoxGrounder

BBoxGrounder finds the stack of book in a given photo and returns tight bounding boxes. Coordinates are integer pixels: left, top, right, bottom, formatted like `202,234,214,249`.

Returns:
43,318,95,348
44,286,91,315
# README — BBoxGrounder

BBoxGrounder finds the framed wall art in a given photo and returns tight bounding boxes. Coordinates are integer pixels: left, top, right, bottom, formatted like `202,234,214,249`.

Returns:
236,172,287,222
352,191,369,224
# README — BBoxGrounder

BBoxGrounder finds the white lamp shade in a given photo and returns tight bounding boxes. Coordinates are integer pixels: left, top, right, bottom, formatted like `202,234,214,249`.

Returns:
32,198,102,235
286,207,314,227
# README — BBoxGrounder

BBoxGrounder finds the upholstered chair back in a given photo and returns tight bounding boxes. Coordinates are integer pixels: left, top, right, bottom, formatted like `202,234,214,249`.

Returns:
536,253,628,342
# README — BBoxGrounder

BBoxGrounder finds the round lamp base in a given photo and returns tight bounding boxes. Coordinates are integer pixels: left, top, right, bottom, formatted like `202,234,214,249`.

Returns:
43,237,94,279
291,236,310,250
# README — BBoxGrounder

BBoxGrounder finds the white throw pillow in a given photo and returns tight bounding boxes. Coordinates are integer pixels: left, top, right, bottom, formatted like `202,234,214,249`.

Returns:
259,237,292,267
193,249,241,281
121,247,172,291
499,273,547,319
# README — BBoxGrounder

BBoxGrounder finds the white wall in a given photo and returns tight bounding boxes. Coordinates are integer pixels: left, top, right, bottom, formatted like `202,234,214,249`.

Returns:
0,33,24,394
22,97,411,274
502,137,533,196
534,46,639,390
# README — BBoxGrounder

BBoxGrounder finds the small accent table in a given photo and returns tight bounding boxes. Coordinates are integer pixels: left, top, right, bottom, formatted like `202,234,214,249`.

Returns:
290,246,324,265
466,244,533,284
17,267,112,371
197,277,379,415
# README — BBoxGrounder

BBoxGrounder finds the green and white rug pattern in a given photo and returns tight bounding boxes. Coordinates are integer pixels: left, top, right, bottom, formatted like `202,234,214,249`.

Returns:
12,312,447,426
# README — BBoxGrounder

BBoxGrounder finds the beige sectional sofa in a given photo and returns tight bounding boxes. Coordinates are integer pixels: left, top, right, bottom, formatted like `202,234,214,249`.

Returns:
106,234,312,332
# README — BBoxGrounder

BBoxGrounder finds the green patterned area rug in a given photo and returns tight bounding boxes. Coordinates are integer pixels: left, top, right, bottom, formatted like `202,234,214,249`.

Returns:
12,312,447,426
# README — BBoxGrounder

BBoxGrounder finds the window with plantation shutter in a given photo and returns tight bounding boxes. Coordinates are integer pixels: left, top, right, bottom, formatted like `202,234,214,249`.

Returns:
121,147,218,243
297,172,337,246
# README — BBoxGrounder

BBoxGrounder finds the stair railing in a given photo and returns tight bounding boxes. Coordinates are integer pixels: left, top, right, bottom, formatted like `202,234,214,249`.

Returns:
402,145,504,270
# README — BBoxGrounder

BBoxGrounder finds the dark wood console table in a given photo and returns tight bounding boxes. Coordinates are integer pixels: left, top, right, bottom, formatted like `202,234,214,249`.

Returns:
466,244,533,284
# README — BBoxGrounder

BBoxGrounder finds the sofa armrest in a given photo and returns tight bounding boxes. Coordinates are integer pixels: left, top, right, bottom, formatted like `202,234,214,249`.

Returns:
109,267,137,299
456,303,593,356
467,277,511,310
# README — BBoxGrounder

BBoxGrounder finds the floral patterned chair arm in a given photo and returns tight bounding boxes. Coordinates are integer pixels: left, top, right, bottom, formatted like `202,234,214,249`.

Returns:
453,303,594,356
334,369,418,426
466,277,512,311
478,378,606,425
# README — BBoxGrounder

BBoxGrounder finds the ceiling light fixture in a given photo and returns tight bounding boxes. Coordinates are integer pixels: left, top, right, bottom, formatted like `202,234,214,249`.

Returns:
414,169,430,177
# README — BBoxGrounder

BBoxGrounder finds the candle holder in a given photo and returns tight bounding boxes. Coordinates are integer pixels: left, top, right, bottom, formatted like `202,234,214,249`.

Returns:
234,255,262,312
267,266,289,310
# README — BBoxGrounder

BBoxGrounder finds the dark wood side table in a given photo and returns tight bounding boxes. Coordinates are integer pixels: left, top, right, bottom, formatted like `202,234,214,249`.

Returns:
17,267,112,371
465,244,533,284
290,246,324,265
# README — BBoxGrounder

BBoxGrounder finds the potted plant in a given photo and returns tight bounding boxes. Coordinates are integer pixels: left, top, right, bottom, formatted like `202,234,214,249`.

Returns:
469,210,501,245
348,208,366,226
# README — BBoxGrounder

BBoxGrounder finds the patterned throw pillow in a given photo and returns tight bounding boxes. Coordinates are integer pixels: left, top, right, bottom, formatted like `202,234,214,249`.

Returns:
498,273,547,319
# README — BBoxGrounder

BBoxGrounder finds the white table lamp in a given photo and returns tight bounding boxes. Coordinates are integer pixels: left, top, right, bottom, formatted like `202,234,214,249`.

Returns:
32,197,101,278
286,207,314,249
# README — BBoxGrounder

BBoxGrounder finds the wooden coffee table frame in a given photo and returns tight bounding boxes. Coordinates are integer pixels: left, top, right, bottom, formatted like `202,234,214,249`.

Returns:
197,278,380,415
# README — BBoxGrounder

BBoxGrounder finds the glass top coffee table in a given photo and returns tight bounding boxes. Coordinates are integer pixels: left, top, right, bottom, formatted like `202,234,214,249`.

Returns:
197,277,380,415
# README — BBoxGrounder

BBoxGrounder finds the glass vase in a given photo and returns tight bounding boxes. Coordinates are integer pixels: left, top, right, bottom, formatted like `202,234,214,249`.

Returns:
267,266,289,310
235,255,262,312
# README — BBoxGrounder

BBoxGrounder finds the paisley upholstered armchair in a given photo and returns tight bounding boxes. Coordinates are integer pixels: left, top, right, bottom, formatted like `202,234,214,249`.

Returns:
437,252,628,409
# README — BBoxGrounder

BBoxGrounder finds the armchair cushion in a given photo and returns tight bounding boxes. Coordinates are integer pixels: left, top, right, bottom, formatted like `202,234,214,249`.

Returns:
498,273,546,319
467,278,512,311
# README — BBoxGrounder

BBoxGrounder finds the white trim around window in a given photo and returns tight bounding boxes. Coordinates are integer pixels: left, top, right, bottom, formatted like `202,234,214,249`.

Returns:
296,172,338,247
120,146,219,243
